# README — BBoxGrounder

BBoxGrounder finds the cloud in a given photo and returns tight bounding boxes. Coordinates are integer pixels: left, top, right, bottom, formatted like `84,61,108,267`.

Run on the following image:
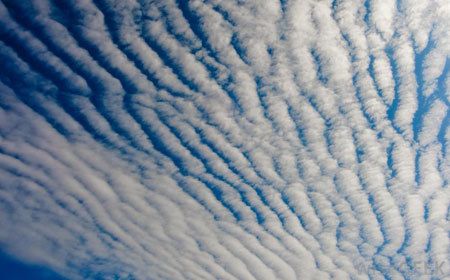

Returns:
0,0,448,279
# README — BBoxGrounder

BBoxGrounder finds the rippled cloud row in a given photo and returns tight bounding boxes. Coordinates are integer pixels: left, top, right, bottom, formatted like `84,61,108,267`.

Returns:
0,0,448,279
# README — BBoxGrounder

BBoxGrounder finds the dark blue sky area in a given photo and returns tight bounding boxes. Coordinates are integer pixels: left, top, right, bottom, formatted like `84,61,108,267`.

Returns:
0,251,64,280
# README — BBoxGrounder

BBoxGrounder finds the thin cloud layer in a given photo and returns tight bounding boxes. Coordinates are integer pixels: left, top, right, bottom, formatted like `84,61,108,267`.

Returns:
0,0,448,279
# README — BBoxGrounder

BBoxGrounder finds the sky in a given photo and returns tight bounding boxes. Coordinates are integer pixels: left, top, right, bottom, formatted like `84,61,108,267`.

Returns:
0,0,448,279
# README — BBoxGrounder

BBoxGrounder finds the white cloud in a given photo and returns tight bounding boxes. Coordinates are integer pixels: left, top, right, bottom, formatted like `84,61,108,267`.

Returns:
0,0,448,279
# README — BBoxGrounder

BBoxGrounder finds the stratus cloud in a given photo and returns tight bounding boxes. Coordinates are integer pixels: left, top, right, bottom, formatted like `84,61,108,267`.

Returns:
0,0,448,279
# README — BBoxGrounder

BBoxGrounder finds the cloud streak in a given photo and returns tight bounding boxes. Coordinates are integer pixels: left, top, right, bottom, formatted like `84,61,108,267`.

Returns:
0,0,448,279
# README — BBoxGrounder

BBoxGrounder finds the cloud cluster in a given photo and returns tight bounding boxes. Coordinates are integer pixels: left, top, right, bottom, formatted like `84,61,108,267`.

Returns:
0,0,448,279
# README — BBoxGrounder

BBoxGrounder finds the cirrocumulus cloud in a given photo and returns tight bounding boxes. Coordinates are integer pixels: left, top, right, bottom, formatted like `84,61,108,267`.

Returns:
0,0,448,279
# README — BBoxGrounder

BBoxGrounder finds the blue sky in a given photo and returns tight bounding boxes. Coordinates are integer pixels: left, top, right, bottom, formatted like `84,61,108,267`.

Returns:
0,251,65,280
0,0,448,279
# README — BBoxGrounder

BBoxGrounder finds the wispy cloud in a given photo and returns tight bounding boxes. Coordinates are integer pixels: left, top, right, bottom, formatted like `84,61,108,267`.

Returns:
0,0,448,279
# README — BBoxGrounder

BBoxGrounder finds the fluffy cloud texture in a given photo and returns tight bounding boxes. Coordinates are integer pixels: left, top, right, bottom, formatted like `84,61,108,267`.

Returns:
0,0,448,279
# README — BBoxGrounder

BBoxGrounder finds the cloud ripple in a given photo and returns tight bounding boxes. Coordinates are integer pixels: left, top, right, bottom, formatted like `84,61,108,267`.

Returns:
0,0,448,279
